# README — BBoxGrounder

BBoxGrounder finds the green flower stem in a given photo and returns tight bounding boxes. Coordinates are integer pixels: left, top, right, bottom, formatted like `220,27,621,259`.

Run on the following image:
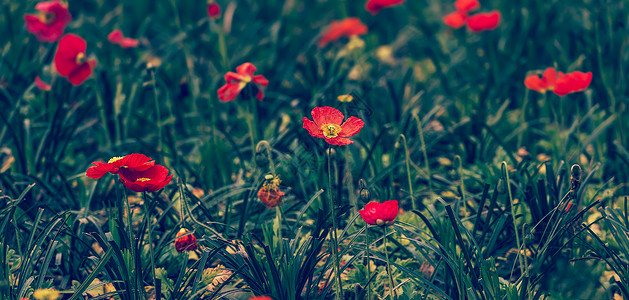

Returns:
383,226,396,299
142,192,157,295
122,188,139,299
256,140,276,175
149,68,162,154
245,96,258,164
397,134,415,210
502,162,527,280
365,225,371,300
327,144,343,299
413,113,432,195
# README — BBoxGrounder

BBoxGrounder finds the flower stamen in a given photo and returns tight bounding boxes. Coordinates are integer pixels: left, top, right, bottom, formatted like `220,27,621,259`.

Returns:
75,52,86,64
321,124,342,138
136,178,151,182
108,156,124,164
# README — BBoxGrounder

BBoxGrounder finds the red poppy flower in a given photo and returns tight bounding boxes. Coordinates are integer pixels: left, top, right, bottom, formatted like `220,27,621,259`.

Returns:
466,11,501,32
258,186,285,208
175,228,198,252
455,0,480,14
118,164,173,192
365,0,407,15
217,62,269,102
443,11,466,29
207,1,221,18
24,0,71,42
318,18,368,48
86,153,155,179
553,71,592,97
54,34,97,86
35,76,52,91
303,106,364,146
524,67,557,94
359,200,399,226
107,30,139,48
250,297,273,300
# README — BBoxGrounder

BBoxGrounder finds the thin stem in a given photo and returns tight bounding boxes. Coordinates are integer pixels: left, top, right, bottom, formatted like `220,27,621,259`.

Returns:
365,225,371,300
327,144,343,299
123,188,138,299
256,140,276,174
384,226,396,299
149,68,162,154
502,162,527,279
143,192,157,294
397,134,415,210
245,96,257,164
455,155,467,216
413,113,432,194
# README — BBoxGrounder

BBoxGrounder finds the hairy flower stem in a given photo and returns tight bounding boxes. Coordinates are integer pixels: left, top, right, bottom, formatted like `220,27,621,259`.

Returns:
384,226,396,299
327,144,343,299
149,68,162,154
365,225,371,300
413,113,433,195
502,162,527,280
397,134,415,210
246,96,258,165
143,192,157,295
123,189,139,299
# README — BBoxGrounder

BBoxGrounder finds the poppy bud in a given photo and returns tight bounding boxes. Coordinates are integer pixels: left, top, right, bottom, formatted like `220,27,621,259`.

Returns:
258,175,285,208
496,178,506,194
175,228,198,252
570,164,581,191
358,179,371,203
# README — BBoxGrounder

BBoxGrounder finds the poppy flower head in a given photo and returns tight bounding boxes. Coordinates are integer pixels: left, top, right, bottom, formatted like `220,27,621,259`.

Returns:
524,67,557,94
443,11,466,29
86,153,155,179
107,30,139,48
466,10,501,32
175,228,198,252
359,200,399,226
207,1,221,18
250,297,273,300
303,106,364,146
54,34,97,85
258,175,285,208
365,0,407,15
24,0,72,42
35,76,52,91
318,18,368,48
455,0,480,14
217,62,269,102
553,71,592,97
118,164,173,192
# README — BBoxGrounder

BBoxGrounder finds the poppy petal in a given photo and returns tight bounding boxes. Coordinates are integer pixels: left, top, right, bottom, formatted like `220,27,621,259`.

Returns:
324,137,354,146
253,75,269,87
67,60,94,85
54,34,86,76
443,11,466,29
466,11,501,32
236,63,257,76
311,106,344,126
339,116,364,138
303,118,325,138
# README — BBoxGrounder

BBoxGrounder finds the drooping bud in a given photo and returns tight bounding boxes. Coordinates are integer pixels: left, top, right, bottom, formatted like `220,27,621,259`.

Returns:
358,178,371,203
175,228,198,252
570,164,581,191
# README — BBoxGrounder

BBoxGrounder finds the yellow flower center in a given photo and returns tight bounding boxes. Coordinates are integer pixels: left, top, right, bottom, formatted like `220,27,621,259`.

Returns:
238,76,252,90
376,219,385,226
108,156,124,164
321,124,342,138
75,52,86,64
136,178,151,182
39,11,56,24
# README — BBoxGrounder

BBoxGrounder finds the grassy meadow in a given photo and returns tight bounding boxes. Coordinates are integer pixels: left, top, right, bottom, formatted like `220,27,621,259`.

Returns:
1,0,629,299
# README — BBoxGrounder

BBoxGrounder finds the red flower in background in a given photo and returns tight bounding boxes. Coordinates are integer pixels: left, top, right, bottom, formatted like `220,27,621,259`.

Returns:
455,0,480,14
86,153,155,179
54,34,97,85
303,106,364,146
175,228,198,252
524,67,557,94
359,200,399,226
443,11,466,29
118,164,173,192
258,187,285,209
217,63,269,102
466,11,501,32
24,0,71,42
365,0,407,15
207,1,221,18
553,71,592,97
35,76,52,91
108,30,139,48
524,68,592,97
318,18,368,48
250,297,273,300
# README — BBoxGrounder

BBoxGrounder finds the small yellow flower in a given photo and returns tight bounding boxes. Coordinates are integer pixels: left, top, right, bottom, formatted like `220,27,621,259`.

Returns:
337,94,354,103
33,288,61,300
